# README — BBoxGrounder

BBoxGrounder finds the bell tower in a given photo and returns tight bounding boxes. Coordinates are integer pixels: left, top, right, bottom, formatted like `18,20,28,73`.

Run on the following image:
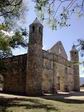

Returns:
26,18,43,95
70,45,80,91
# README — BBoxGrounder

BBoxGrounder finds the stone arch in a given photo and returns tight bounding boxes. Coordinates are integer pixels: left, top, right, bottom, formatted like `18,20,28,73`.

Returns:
0,74,4,91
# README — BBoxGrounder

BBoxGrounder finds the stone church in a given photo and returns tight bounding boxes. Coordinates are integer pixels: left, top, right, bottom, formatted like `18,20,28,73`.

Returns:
0,18,80,96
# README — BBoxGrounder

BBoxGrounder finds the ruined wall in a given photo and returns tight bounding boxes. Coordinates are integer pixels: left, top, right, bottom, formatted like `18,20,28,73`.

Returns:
70,47,80,91
42,50,54,93
42,50,74,93
0,18,78,95
0,49,75,95
67,66,74,91
26,20,43,96
48,41,67,59
0,54,27,94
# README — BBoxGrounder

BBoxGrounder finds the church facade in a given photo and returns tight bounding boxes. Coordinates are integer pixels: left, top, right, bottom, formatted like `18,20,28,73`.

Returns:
0,18,80,95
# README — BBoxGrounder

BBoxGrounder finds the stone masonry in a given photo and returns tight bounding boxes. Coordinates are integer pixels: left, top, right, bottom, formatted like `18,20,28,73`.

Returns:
0,18,80,95
26,18,43,95
70,45,80,91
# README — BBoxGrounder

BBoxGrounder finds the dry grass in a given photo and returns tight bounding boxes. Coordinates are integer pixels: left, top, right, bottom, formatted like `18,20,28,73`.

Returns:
0,91,84,112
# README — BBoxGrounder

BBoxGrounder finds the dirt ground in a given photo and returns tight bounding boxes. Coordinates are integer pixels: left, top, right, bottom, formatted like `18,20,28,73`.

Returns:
0,88,84,112
0,87,84,101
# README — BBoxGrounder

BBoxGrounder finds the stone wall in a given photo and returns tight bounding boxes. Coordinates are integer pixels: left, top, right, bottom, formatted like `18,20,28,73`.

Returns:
67,67,74,91
26,20,43,96
70,46,80,91
0,49,75,95
48,41,67,59
0,19,79,95
42,50,74,93
0,54,27,94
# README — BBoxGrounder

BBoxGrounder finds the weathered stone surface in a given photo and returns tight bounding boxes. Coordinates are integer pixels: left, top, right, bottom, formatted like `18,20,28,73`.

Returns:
0,54,27,94
0,19,80,95
70,45,80,91
26,19,43,96
48,41,67,59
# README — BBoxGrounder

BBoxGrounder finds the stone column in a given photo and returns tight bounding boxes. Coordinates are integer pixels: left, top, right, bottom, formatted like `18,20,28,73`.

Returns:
26,18,43,96
70,45,80,91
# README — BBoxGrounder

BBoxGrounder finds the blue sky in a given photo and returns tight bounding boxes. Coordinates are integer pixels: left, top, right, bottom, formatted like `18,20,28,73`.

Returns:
12,0,84,77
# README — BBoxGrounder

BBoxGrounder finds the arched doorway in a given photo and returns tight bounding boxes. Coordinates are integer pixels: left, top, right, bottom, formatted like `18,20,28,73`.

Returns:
0,74,4,91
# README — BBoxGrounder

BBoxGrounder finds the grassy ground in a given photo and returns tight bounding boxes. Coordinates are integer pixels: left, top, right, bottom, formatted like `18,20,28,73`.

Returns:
0,92,84,112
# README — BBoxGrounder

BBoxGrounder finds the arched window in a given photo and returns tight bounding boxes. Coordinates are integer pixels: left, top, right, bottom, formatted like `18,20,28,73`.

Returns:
32,25,35,32
74,52,77,54
39,27,42,34
0,74,4,91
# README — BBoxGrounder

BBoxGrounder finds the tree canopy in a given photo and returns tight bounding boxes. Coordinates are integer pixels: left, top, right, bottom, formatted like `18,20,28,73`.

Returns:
0,25,27,58
0,0,23,24
33,0,84,29
0,0,84,57
0,0,84,28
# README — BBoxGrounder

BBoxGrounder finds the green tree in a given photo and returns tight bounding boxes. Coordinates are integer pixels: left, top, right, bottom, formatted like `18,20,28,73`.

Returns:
0,0,84,57
33,0,84,29
0,0,84,28
0,31,11,58
0,0,23,24
0,26,27,58
33,0,84,56
76,39,84,57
